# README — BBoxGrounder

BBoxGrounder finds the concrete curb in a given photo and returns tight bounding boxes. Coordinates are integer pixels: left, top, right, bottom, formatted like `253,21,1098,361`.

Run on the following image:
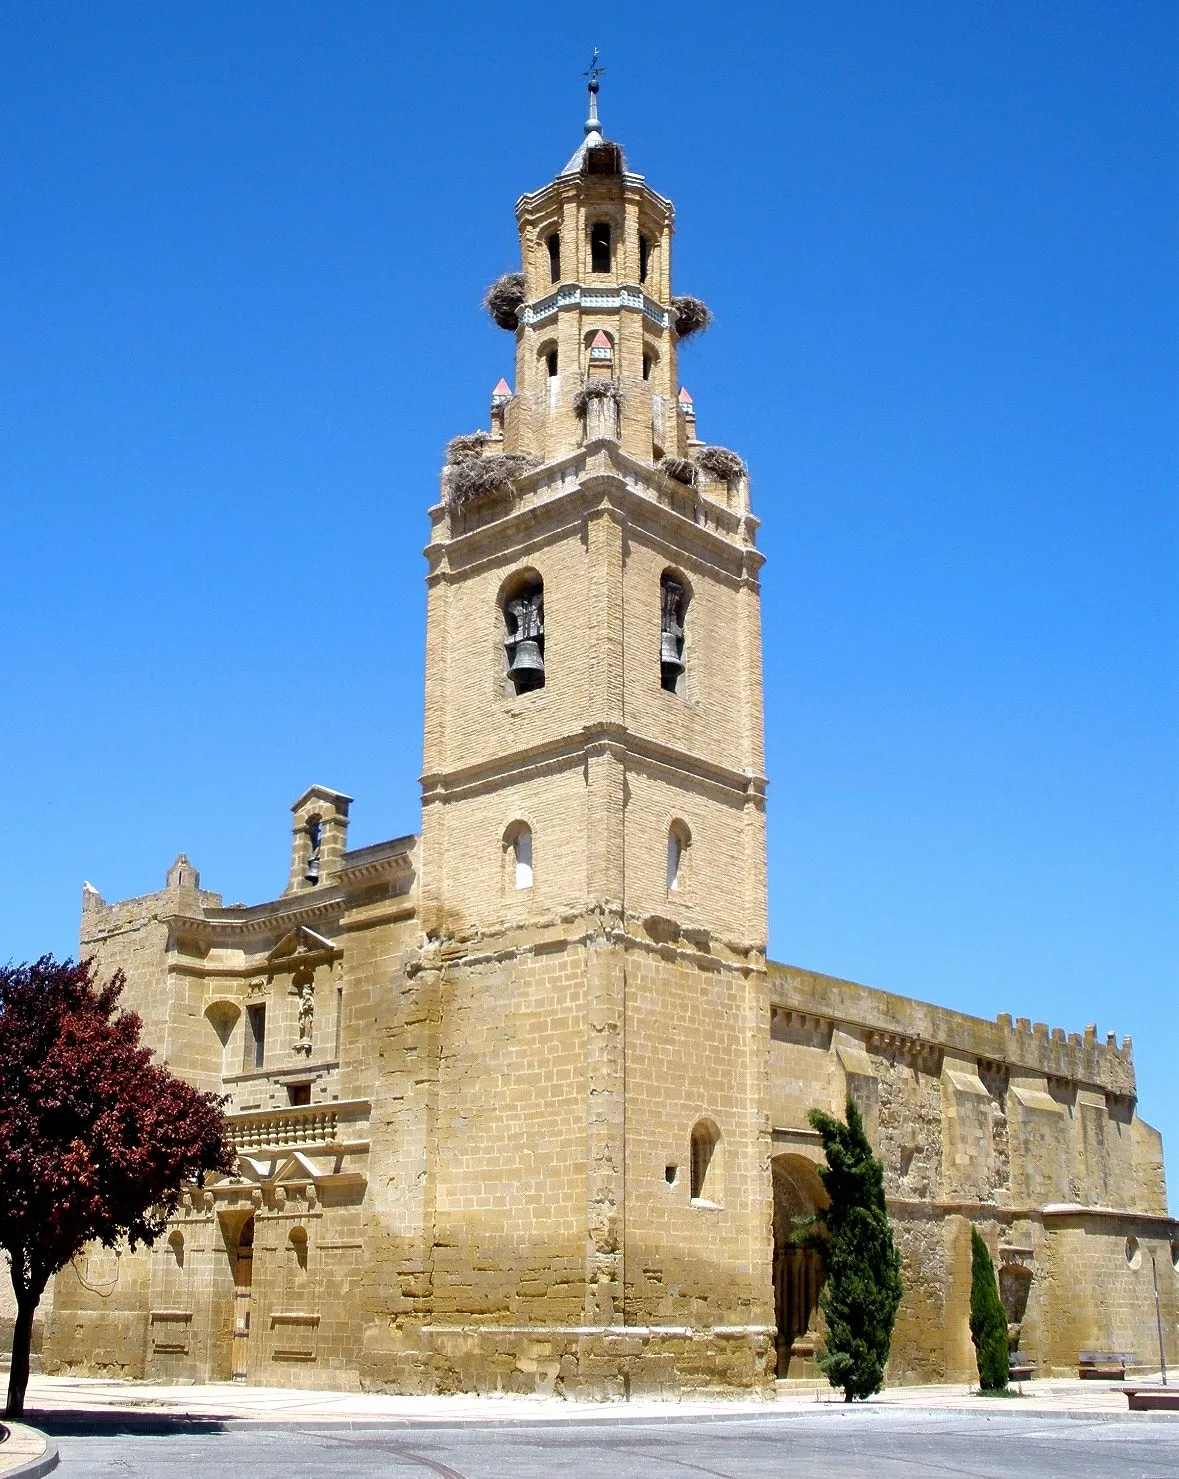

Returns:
26,1403,1179,1433
0,1423,59,1479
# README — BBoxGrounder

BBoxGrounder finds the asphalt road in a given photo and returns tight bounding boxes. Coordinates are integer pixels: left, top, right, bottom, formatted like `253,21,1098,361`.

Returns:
44,1409,1179,1479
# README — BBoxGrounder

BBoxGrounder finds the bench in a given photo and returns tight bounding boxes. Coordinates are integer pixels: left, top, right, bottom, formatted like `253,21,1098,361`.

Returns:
1079,1351,1136,1380
1008,1352,1034,1381
1124,1386,1179,1412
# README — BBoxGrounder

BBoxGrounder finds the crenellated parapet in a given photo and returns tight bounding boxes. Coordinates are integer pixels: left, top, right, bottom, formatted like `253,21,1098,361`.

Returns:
769,962,1137,1098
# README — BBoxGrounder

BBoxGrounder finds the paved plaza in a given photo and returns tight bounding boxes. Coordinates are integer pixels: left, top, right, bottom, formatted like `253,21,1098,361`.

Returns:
39,1408,1179,1479
7,1372,1176,1479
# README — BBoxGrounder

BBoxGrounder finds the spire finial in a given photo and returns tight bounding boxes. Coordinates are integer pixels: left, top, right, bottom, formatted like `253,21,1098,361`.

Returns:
583,48,605,136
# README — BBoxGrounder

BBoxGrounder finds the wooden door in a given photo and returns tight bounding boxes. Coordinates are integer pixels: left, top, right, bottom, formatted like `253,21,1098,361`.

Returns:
230,1215,254,1382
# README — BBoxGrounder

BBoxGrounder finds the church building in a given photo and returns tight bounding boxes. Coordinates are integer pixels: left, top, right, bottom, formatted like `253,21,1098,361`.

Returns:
46,83,1177,1397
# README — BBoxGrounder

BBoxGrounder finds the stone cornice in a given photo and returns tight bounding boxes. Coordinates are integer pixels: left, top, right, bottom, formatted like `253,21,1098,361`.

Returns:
410,907,764,978
884,1197,1177,1232
515,172,674,220
160,838,416,951
517,282,669,331
420,720,766,805
427,443,760,579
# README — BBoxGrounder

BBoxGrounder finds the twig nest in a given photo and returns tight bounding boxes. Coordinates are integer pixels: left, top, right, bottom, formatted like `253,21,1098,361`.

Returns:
572,380,625,417
447,453,540,507
483,273,527,331
670,295,713,340
659,455,698,487
445,431,490,466
696,445,747,482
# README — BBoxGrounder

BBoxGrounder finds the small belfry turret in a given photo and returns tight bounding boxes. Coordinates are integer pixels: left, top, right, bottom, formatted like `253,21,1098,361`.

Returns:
471,63,726,488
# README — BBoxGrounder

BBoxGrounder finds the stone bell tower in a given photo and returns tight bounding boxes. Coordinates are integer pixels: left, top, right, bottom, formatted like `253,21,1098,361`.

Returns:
419,74,768,951
412,71,773,1391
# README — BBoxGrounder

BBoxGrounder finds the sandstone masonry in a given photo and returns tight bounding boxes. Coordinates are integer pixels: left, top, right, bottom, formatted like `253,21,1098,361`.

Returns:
45,90,1178,1397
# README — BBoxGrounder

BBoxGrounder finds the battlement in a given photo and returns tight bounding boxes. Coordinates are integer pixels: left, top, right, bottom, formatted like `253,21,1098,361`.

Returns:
768,961,1137,1098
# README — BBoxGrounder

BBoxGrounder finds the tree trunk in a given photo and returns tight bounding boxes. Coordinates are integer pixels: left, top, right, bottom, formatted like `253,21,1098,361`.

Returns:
5,1293,38,1420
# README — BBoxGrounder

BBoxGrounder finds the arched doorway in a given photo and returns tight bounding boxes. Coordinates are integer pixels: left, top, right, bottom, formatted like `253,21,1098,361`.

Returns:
220,1212,255,1382
772,1154,827,1378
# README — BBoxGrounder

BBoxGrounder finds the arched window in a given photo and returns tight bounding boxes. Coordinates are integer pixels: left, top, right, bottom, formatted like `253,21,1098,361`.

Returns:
667,820,690,893
690,1119,721,1205
660,571,689,694
547,232,561,283
639,234,651,283
205,1001,241,1076
590,221,612,274
503,572,545,694
288,1226,309,1272
504,822,533,890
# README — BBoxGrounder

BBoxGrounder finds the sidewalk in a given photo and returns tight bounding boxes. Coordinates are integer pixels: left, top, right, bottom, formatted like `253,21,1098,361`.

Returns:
15,1370,1171,1426
0,1421,58,1479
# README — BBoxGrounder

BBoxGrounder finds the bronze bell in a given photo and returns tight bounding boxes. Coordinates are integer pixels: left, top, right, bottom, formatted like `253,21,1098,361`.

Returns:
508,637,545,691
660,630,684,678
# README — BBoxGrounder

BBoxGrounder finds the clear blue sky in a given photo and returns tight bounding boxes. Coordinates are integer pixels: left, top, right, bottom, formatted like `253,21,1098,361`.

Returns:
2,3,1176,1204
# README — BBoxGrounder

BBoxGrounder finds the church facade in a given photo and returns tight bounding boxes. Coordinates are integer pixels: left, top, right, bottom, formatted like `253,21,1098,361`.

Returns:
46,96,1177,1397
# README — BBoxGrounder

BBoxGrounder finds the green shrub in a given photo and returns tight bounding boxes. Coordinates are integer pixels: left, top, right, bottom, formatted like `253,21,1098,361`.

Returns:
969,1227,1010,1392
807,1097,903,1401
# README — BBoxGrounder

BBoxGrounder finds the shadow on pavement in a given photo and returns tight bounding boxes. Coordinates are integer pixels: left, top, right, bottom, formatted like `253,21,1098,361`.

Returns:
30,1410,232,1438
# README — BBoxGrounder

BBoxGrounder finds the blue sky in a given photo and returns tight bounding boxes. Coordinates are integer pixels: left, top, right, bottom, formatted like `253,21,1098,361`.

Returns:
1,3,1176,1203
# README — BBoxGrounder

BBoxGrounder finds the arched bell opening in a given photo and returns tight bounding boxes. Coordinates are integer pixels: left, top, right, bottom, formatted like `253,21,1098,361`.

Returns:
772,1154,828,1378
499,568,545,696
659,569,691,695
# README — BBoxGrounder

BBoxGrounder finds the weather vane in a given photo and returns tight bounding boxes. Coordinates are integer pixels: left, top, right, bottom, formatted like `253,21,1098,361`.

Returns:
584,48,605,96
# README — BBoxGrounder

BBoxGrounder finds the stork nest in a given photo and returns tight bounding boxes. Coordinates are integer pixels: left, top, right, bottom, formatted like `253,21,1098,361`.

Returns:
445,431,491,465
671,295,713,340
572,379,625,417
659,455,698,487
483,273,527,331
447,453,540,506
696,445,747,482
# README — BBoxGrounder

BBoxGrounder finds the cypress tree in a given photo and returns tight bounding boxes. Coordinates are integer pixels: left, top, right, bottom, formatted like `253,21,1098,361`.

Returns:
969,1227,1010,1392
807,1097,903,1401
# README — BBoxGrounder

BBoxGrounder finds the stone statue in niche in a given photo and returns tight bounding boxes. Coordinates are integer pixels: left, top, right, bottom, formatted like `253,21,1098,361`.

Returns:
293,972,315,1055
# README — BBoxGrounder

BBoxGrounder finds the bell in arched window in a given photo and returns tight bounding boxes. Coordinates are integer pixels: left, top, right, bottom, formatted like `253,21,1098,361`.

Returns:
660,576,685,691
505,586,545,694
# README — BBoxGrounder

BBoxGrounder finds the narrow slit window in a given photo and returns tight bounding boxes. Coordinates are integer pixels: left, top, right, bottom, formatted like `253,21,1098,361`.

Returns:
639,234,651,283
547,232,561,283
546,348,559,377
246,1004,266,1070
642,353,652,382
334,986,343,1059
590,221,612,274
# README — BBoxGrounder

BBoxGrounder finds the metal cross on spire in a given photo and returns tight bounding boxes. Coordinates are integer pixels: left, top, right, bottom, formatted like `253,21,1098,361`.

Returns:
583,48,604,135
